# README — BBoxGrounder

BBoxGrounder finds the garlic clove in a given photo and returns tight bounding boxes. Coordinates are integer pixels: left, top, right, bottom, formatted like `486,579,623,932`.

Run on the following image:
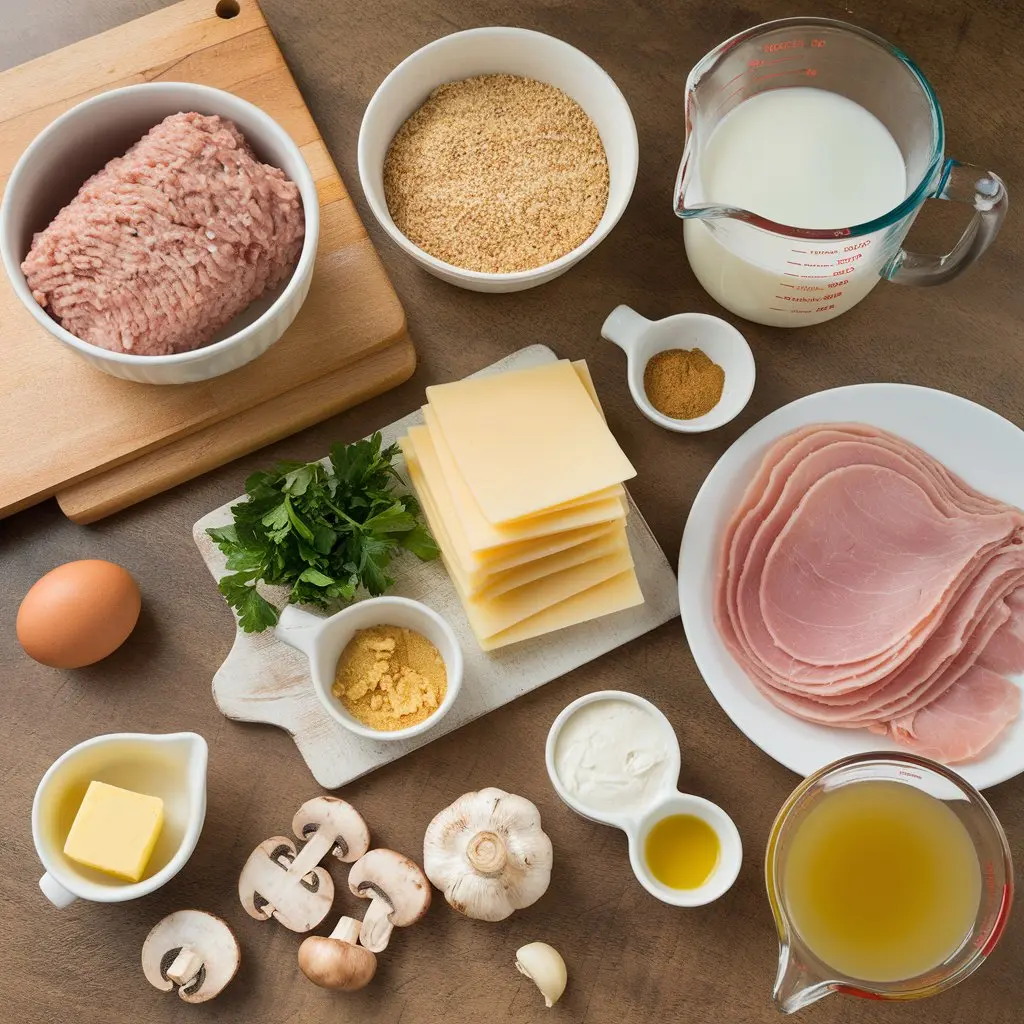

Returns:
515,941,567,1008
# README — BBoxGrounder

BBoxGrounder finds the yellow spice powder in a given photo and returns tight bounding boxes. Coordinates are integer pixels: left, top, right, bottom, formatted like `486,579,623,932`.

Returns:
333,626,447,731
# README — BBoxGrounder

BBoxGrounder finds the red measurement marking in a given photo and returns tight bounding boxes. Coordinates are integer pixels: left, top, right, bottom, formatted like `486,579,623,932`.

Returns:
811,38,826,48
712,69,749,96
749,54,807,68
763,39,804,53
799,262,833,267
776,292,845,304
768,307,818,313
779,282,796,288
790,249,808,254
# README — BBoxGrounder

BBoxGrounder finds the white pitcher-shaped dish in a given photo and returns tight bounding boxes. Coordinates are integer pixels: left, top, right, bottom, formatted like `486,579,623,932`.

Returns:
32,732,208,908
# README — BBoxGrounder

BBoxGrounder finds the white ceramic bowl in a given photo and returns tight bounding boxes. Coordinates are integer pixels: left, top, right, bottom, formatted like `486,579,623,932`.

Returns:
546,690,742,907
0,82,319,385
358,27,638,293
275,597,463,741
601,305,756,432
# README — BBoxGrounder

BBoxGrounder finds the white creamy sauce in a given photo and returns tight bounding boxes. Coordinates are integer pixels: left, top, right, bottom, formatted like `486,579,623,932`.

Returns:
554,699,673,813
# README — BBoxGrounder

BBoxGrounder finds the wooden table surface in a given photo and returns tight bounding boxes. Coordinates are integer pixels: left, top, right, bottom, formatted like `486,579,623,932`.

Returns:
2,1,1022,1022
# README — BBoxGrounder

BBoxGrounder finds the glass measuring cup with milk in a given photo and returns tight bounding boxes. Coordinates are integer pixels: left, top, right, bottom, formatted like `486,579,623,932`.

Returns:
674,18,1008,327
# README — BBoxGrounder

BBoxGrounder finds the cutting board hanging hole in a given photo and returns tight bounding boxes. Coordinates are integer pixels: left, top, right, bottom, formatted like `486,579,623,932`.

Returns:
216,0,240,18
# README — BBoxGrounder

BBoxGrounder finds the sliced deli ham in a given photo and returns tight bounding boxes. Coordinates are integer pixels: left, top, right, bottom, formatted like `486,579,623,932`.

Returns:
714,423,1024,764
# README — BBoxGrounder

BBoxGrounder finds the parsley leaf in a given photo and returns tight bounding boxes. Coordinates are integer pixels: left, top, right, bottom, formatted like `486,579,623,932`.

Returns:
207,433,438,632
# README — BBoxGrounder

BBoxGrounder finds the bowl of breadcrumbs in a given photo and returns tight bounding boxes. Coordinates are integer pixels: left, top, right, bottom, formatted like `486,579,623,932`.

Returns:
358,27,638,292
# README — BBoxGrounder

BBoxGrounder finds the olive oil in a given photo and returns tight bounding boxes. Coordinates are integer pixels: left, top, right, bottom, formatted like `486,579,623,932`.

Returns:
783,781,981,983
645,813,720,889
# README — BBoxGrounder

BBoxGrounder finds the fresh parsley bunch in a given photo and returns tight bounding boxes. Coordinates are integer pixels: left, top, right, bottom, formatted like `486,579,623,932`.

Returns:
207,433,438,632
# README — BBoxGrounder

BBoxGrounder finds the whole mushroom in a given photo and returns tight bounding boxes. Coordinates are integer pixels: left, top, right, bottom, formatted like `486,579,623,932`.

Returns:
423,788,553,922
141,910,240,1003
298,917,377,991
348,848,432,952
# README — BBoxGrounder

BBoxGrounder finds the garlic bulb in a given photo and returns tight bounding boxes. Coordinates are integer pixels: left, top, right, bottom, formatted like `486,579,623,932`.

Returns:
516,941,567,1007
423,787,553,921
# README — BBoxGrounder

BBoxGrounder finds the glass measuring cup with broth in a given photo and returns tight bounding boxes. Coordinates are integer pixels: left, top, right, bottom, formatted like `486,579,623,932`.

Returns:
673,18,1008,327
766,753,1012,1013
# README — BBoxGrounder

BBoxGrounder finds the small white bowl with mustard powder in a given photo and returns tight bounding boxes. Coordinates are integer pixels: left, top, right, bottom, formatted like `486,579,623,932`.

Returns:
275,597,463,741
358,27,638,292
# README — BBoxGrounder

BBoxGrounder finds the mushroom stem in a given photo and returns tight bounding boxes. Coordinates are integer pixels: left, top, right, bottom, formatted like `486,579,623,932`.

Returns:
466,831,508,877
287,831,335,881
166,945,203,986
330,916,362,945
358,896,396,953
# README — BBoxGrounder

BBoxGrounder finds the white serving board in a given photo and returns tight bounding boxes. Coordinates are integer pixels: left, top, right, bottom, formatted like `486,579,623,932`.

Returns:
194,345,679,788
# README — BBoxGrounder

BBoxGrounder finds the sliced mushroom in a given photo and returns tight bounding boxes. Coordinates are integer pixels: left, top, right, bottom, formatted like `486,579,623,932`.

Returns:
289,796,371,880
348,848,431,952
238,836,334,933
298,916,377,991
141,910,240,1004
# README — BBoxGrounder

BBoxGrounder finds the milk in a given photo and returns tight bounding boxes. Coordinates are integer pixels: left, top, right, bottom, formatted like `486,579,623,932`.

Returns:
684,88,908,327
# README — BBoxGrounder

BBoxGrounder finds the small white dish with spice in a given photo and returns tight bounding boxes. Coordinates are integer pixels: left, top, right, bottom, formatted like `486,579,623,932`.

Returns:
601,305,755,433
358,27,638,292
546,690,742,907
275,596,463,741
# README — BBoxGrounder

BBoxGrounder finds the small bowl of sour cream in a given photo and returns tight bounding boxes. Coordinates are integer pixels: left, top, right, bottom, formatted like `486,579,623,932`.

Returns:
545,690,742,907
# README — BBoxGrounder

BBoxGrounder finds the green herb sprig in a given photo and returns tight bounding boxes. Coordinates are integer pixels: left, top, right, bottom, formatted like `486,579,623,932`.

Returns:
207,433,438,632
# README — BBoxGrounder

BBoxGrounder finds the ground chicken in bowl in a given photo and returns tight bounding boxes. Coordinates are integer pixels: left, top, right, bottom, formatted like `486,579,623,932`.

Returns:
20,111,304,356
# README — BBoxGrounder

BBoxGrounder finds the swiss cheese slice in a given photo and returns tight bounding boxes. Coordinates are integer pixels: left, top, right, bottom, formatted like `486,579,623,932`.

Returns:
425,360,637,524
458,545,635,639
401,440,616,586
474,526,627,600
479,569,645,651
423,405,622,524
404,425,625,555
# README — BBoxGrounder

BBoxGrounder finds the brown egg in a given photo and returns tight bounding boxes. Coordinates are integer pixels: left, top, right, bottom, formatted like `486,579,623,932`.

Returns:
16,560,141,668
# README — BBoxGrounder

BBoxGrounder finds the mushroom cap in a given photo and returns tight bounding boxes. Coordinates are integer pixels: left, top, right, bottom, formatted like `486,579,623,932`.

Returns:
141,910,240,1004
348,848,432,927
238,836,334,932
292,796,370,863
298,935,377,991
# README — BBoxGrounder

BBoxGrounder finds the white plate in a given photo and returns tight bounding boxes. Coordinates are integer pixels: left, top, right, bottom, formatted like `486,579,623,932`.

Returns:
678,383,1024,791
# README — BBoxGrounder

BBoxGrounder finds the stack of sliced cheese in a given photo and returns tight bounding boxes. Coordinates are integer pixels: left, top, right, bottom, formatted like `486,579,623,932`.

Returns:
399,359,643,650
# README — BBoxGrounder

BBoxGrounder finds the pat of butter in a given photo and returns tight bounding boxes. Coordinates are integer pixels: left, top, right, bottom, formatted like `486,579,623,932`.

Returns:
63,780,164,882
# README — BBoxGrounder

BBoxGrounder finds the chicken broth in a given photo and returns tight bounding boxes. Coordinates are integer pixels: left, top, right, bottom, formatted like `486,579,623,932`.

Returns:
782,780,981,983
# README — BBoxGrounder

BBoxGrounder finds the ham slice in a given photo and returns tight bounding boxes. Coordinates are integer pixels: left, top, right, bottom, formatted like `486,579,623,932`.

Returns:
759,465,1019,665
887,667,1022,764
713,423,1024,764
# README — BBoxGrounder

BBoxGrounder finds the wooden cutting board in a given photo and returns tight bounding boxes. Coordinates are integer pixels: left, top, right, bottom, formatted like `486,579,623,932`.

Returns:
0,0,415,523
193,346,681,789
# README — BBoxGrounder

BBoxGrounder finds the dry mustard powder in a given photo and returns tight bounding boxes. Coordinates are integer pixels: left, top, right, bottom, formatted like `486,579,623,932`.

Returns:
643,348,725,420
333,625,447,731
383,74,609,273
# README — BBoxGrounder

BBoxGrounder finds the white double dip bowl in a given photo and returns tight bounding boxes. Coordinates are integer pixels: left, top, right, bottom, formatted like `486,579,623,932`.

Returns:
546,690,742,906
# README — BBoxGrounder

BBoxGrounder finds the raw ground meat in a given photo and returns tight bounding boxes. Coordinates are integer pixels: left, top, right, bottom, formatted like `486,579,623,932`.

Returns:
21,111,304,356
714,423,1024,764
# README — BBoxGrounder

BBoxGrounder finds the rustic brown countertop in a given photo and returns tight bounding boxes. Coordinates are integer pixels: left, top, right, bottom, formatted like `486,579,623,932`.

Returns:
2,1,1022,1022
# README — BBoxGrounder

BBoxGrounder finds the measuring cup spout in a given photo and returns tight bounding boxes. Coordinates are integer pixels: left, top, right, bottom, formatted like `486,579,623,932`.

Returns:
772,944,836,1014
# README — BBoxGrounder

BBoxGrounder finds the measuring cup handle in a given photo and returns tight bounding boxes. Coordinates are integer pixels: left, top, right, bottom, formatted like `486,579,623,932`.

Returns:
886,159,1008,286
